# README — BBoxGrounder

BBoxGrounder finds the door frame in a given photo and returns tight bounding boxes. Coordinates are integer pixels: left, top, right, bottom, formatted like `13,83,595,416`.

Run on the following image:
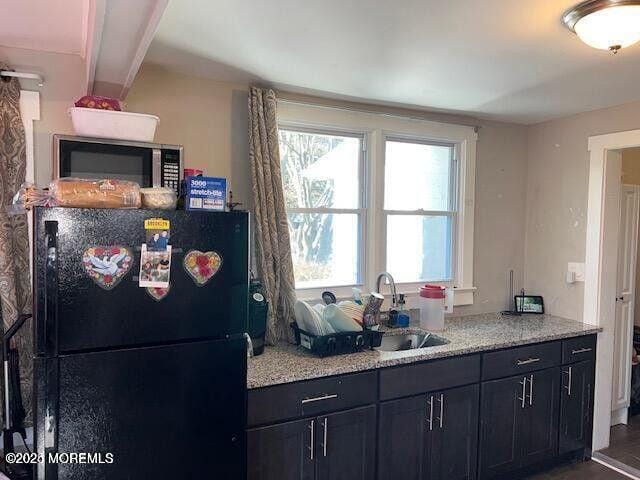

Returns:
585,129,640,451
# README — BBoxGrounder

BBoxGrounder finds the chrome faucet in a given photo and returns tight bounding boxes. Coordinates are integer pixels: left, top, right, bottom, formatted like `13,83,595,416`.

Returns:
376,272,398,309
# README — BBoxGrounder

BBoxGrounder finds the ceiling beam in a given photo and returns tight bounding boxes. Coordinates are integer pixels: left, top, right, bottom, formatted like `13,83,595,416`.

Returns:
83,0,106,95
118,0,168,99
88,0,168,99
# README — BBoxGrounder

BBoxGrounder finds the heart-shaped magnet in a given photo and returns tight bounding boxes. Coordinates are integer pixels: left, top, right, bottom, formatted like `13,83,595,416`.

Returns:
82,247,133,290
183,250,223,286
146,285,170,301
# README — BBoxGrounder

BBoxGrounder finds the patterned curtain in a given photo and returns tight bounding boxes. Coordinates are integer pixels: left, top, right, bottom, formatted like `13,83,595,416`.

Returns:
0,66,33,425
248,87,296,344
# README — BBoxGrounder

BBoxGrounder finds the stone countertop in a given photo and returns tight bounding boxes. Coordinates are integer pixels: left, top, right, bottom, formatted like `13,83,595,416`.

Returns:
247,313,601,389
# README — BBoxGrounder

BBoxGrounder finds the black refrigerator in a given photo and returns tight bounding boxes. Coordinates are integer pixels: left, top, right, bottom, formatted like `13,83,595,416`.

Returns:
32,207,248,480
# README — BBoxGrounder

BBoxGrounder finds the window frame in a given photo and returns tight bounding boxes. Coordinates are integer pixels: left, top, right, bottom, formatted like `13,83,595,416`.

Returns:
278,123,368,298
277,102,477,306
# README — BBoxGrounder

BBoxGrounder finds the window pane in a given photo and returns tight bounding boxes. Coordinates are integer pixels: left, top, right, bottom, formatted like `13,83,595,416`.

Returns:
288,213,359,288
386,215,452,283
384,140,453,211
279,129,361,209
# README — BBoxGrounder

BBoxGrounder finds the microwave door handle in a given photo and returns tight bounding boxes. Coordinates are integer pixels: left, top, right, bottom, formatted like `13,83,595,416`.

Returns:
152,149,162,188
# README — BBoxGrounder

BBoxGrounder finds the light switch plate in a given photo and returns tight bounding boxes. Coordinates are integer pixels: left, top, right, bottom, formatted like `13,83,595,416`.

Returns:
567,262,586,282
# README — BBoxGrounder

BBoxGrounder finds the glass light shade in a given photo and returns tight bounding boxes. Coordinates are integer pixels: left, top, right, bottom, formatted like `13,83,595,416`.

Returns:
574,5,640,51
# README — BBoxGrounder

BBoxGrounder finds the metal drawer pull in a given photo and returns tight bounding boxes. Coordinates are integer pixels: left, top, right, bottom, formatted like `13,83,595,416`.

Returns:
572,347,592,355
518,377,527,408
528,374,534,405
427,395,434,430
517,357,541,366
301,393,338,404
309,420,315,460
437,393,444,428
322,418,328,457
563,366,573,396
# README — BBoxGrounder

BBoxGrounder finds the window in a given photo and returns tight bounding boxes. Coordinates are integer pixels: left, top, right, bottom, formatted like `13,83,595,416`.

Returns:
279,128,364,289
384,139,456,284
277,102,477,305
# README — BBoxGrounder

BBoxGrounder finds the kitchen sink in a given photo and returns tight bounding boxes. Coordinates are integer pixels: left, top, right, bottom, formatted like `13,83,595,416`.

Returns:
376,333,449,352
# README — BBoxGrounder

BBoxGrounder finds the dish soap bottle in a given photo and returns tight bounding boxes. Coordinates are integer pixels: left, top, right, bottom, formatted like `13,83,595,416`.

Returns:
396,294,410,328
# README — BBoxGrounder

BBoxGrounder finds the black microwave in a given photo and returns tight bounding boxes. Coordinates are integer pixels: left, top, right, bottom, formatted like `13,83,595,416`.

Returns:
53,135,183,194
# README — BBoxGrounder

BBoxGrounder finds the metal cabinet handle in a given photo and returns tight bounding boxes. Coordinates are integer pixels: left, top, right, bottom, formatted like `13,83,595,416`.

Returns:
563,366,573,396
427,395,434,430
518,377,527,408
301,393,338,405
516,357,541,366
528,374,534,405
572,347,592,355
322,418,328,457
309,420,315,461
437,393,444,429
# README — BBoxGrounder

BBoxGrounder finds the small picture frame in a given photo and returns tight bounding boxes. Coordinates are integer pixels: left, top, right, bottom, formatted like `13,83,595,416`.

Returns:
514,295,544,314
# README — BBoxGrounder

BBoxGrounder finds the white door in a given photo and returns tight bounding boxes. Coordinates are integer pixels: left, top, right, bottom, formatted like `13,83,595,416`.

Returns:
612,184,640,425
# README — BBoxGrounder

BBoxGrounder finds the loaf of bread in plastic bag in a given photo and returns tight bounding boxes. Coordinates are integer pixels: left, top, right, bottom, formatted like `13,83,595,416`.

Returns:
51,178,141,209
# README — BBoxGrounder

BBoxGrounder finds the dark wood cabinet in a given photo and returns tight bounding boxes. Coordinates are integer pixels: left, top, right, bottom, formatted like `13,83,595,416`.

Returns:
559,360,595,455
248,406,376,480
479,368,560,478
378,395,430,480
378,384,478,480
316,405,376,480
247,417,315,480
479,375,523,478
248,334,598,480
519,367,560,468
429,384,479,480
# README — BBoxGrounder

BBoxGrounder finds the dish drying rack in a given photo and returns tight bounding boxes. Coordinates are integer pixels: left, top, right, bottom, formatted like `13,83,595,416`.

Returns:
291,323,383,358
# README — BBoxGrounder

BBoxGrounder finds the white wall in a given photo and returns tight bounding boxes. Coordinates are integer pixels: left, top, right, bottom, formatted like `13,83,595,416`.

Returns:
465,121,527,315
525,100,640,321
127,65,529,315
0,51,530,317
0,46,86,185
126,64,253,209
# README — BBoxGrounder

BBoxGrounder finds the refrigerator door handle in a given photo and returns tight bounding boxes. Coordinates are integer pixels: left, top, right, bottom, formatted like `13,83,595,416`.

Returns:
44,221,59,356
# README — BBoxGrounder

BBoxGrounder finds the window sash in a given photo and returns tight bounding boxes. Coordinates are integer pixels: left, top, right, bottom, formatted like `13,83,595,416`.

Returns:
383,135,458,213
287,210,366,290
383,211,457,284
381,136,459,285
279,125,366,211
280,126,367,290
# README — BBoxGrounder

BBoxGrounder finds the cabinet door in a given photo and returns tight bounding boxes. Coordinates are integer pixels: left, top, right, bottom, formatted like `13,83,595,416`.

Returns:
430,384,479,480
316,405,376,480
479,375,524,478
559,361,594,455
520,367,560,468
247,417,315,480
378,395,430,480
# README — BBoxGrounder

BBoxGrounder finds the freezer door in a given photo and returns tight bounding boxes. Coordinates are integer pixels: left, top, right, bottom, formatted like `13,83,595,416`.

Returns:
33,208,249,354
34,337,246,480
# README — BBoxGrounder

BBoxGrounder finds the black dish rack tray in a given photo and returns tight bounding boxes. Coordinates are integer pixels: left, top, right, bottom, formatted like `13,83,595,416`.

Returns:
290,322,383,358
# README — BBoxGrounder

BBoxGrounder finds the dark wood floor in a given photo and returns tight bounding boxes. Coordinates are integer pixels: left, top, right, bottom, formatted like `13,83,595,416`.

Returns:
527,460,629,479
599,416,640,471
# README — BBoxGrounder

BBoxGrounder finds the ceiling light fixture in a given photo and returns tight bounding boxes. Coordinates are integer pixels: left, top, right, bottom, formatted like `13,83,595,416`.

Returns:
563,0,640,53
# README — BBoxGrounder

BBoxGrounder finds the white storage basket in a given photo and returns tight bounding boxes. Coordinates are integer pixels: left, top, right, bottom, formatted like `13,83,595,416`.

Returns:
68,107,159,142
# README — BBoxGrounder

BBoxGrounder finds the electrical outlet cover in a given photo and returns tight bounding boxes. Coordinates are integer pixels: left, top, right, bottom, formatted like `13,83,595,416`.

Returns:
567,262,586,282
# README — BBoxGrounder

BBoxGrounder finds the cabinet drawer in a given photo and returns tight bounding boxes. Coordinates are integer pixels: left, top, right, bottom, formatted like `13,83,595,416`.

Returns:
482,341,561,381
562,335,596,364
379,355,480,401
248,371,377,426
